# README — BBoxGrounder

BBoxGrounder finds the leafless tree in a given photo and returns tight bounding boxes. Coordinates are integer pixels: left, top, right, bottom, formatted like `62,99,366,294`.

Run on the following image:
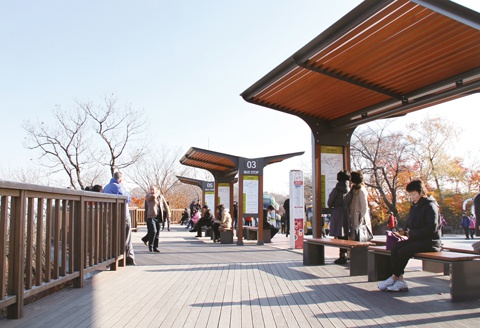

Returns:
127,145,191,196
23,106,93,189
79,95,148,176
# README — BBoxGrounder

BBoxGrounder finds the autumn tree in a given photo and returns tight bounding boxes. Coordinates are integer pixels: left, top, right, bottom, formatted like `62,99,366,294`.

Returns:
351,121,414,222
407,115,459,200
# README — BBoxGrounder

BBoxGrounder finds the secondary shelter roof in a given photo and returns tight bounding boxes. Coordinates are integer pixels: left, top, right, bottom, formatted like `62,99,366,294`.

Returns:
179,147,305,180
241,0,480,131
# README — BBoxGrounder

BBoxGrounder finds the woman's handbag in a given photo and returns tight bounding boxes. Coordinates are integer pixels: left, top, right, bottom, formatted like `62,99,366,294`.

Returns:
386,231,407,250
354,217,373,242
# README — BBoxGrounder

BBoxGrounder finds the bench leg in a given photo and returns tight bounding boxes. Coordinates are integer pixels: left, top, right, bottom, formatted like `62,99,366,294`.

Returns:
450,260,480,302
349,247,369,276
368,251,391,282
422,261,450,275
303,241,325,265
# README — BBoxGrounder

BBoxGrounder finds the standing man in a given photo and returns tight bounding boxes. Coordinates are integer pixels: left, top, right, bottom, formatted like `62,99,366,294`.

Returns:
103,171,136,265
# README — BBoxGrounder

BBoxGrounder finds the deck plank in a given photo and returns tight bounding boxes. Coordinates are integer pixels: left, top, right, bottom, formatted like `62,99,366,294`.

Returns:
2,227,480,328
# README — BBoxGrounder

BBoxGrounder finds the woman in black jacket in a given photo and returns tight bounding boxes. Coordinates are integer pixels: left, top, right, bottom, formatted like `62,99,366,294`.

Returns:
378,179,441,292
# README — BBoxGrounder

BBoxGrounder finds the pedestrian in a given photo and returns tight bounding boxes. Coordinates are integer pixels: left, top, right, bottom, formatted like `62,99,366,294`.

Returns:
378,179,441,292
461,212,471,239
161,201,171,231
327,170,350,264
440,214,446,237
283,198,290,237
346,170,372,241
469,214,476,239
102,171,136,265
142,186,161,252
387,212,397,231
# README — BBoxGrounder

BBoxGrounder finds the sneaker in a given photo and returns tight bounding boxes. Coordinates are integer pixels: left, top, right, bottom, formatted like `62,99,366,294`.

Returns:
378,276,395,291
387,280,408,292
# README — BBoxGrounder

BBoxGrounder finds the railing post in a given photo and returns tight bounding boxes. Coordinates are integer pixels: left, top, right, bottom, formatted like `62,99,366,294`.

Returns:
110,202,120,270
8,190,26,319
73,196,85,288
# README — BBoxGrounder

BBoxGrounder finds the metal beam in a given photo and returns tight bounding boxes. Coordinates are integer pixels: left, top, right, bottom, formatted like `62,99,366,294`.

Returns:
411,0,480,31
294,58,403,99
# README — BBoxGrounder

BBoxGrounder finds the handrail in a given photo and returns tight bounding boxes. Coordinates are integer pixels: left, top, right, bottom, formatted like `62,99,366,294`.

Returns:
0,180,127,319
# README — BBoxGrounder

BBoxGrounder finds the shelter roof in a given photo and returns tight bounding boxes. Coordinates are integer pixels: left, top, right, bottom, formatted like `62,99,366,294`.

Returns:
176,176,210,189
241,0,480,131
179,147,305,180
180,147,238,181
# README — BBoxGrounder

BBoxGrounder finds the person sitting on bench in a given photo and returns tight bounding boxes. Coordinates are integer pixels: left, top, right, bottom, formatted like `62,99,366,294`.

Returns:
212,204,232,243
378,179,441,292
263,208,279,239
189,205,214,236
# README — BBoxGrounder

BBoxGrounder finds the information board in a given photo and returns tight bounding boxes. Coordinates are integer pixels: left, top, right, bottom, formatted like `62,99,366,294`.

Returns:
243,175,259,215
217,183,230,209
320,146,344,209
204,181,214,207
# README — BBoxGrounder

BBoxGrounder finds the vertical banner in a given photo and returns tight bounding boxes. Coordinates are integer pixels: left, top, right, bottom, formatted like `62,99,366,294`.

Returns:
217,183,230,209
289,170,304,249
204,181,215,208
320,146,344,209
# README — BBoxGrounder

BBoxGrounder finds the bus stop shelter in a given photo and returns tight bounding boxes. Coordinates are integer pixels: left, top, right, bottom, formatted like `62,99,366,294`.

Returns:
241,0,480,237
180,147,303,244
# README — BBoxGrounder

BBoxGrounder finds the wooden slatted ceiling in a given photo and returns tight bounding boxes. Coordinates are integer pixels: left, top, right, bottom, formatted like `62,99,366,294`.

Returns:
243,0,480,128
180,148,238,175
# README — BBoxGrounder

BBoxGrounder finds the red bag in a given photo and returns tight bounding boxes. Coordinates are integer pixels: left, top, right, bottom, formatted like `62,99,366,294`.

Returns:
386,231,407,250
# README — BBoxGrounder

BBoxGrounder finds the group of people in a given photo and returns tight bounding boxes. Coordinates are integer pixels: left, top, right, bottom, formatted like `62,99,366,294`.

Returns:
461,212,477,239
186,202,233,242
327,170,372,265
328,170,442,292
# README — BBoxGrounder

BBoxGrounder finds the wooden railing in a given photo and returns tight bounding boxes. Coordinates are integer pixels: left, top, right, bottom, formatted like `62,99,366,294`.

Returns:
0,180,128,319
129,208,184,229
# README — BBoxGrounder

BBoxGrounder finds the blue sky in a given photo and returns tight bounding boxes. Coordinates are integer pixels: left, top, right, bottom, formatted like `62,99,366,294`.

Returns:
1,0,479,194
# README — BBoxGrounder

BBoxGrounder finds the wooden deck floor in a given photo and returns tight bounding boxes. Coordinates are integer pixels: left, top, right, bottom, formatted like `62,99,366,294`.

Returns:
2,225,480,327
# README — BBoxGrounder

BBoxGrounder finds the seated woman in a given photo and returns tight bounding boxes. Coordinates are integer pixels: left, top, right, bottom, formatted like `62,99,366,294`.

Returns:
212,204,232,243
189,205,213,236
378,179,441,292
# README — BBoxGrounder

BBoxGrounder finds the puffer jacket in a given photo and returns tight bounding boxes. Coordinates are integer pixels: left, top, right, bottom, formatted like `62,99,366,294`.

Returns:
405,196,441,247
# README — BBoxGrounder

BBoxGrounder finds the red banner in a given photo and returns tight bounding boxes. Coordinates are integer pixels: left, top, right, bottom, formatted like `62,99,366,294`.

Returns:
294,218,304,249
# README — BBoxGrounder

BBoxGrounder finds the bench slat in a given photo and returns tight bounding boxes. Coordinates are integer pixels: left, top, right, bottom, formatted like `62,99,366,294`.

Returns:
368,245,480,262
307,238,374,248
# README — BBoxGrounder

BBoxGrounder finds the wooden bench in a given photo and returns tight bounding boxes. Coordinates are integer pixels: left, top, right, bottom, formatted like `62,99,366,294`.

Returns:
219,229,234,244
367,245,480,302
303,238,375,276
243,226,271,243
